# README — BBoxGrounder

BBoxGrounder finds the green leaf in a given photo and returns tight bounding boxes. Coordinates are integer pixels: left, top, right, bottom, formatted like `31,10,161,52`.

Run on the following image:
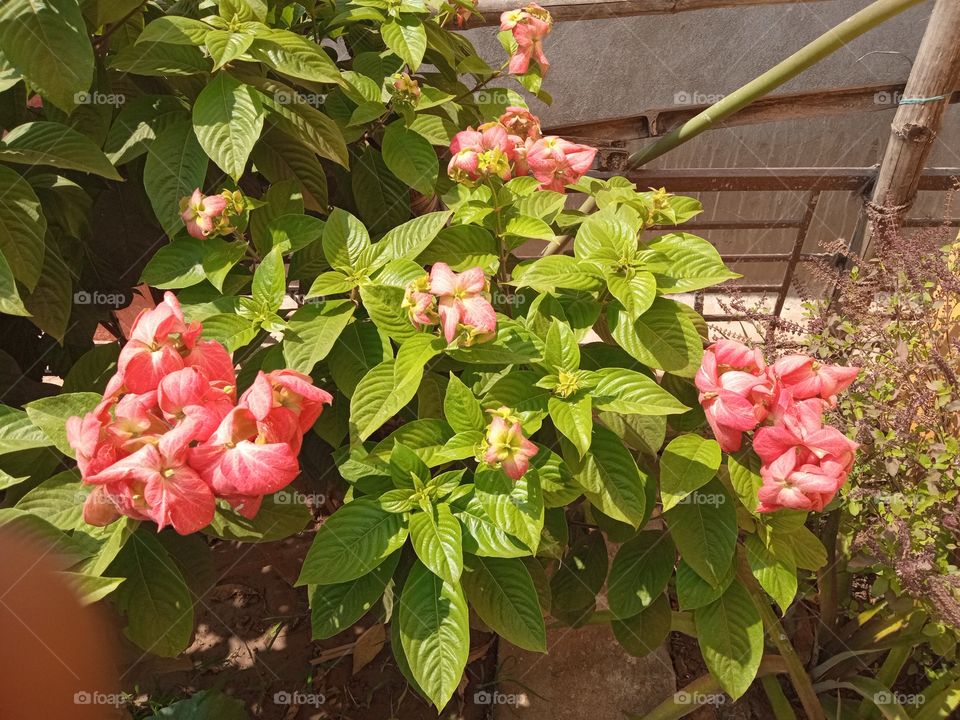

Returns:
744,534,796,614
776,525,827,571
57,571,125,606
462,555,545,652
399,560,470,710
140,238,207,289
251,129,328,212
505,214,555,242
266,213,325,253
104,95,188,166
728,447,763,515
251,245,286,312
453,493,528,558
664,478,737,587
205,29,254,70
297,499,409,585
15,468,86,530
410,503,462,584
0,121,120,180
569,425,647,528
205,491,310,542
253,77,348,167
0,404,52,454
352,146,410,234
137,16,211,45
0,0,93,111
606,270,656,320
591,367,688,416
198,313,258,352
22,240,71,340
543,319,579,373
366,210,452,270
248,28,342,84
323,207,370,272
550,531,607,612
192,73,263,180
574,207,636,260
513,255,603,293
0,249,28,316
695,581,763,700
548,395,592,458
202,239,246,291
143,689,248,720
417,225,497,272
327,320,392,397
647,232,739,293
310,551,399,639
144,120,208,238
381,121,438,196
62,343,119,394
659,434,722,511
675,558,734,611
474,466,543,554
382,16,427,71
108,529,194,657
608,297,703,376
108,41,209,76
24,392,100,457
443,374,484,433
282,300,355,374
607,530,675,619
611,592,672,657
0,165,45,290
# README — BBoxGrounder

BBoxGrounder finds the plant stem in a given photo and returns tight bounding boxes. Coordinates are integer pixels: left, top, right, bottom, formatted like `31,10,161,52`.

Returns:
761,674,798,720
736,546,827,720
627,0,925,167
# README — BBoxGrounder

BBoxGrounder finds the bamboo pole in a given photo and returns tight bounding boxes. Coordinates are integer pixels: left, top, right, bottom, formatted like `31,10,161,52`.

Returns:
860,0,960,259
626,0,928,168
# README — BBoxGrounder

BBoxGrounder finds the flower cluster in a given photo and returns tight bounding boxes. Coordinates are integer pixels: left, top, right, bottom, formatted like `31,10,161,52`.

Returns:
482,407,538,480
500,3,552,75
179,188,245,240
695,340,859,513
67,293,332,535
404,263,497,344
448,107,597,192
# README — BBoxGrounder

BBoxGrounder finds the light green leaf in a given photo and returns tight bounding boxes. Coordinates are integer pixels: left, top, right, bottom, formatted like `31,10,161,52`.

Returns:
382,16,426,71
365,210,452,270
744,534,797,614
24,392,100,457
205,491,310,542
453,494,528,558
659,434,722,511
0,0,93,111
137,16,211,45
607,530,675,619
592,367,688,416
647,232,739,293
323,207,370,272
15,468,86,530
298,498,409,585
310,551,399,639
108,41,208,76
675,558,734,611
548,395,592,458
399,560,470,710
0,122,121,180
0,404,52,455
57,571,125,606
205,29,254,70
569,425,647,527
475,466,543,554
248,28,342,84
198,313,258,352
443,374,484,433
462,555,545,652
251,244,286,312
664,478,737,587
608,297,703,376
143,120,208,238
513,255,603,292
606,270,656,320
140,238,207,289
381,121,438,196
410,503,462,584
728,447,763,515
251,129,328,212
0,165,45,290
282,300,355,374
193,72,263,180
695,581,763,700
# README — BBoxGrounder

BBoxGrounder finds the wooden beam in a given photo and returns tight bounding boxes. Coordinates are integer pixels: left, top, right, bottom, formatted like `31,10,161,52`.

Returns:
546,83,960,142
463,0,833,27
863,0,960,257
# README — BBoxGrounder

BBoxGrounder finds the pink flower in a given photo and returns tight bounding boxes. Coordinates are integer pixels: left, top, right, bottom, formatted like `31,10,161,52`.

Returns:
695,349,773,452
179,189,228,239
753,396,858,471
115,292,201,394
483,411,538,480
526,136,597,191
500,4,552,76
403,276,438,328
712,339,766,374
448,124,515,184
772,355,859,406
240,369,333,440
86,432,216,535
757,447,846,512
499,106,541,141
428,263,497,343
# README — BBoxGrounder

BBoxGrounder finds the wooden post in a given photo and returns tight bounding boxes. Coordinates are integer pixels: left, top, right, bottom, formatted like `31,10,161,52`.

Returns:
862,0,960,258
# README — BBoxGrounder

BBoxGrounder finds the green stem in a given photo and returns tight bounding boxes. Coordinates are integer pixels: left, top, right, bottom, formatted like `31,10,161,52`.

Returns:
761,675,798,720
736,546,827,720
627,0,925,168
